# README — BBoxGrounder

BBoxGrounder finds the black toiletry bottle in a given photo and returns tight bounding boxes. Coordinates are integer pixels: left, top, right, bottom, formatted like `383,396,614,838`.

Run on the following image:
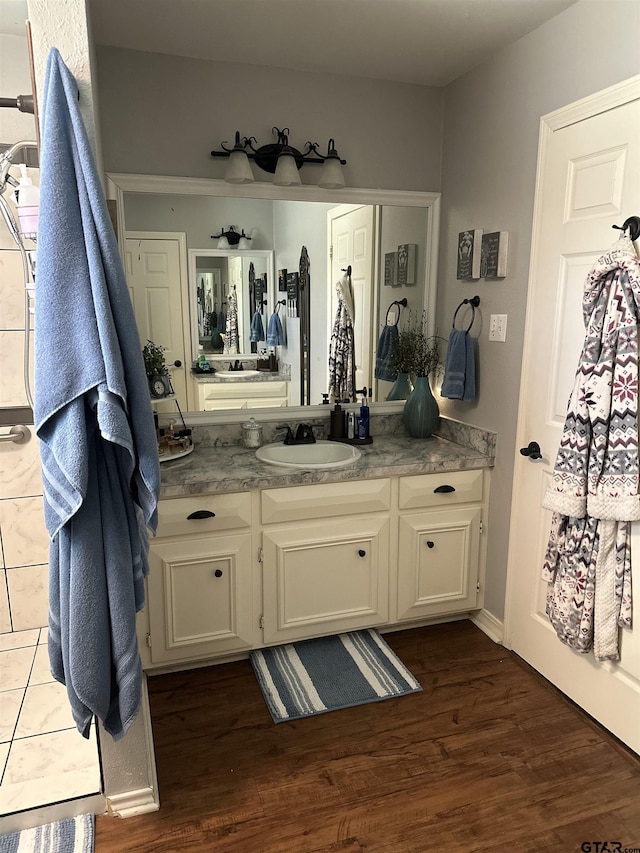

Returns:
358,395,370,439
330,402,345,439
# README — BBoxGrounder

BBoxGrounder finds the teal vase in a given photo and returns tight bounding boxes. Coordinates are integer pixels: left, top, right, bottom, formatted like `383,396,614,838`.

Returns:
386,372,413,401
403,376,439,438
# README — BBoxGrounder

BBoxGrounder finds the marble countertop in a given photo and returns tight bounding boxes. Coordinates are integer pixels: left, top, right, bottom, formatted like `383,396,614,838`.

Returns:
159,433,494,499
192,371,289,384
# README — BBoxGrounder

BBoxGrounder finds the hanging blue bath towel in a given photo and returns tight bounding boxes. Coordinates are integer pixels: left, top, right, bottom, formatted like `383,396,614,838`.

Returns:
34,49,160,740
440,329,476,402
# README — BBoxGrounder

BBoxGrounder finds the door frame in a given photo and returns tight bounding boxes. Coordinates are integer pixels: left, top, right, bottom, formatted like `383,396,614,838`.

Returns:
504,75,640,649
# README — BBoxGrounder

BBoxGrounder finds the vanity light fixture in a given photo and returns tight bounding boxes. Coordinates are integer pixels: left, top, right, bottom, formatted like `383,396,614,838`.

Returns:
211,127,347,189
211,226,252,250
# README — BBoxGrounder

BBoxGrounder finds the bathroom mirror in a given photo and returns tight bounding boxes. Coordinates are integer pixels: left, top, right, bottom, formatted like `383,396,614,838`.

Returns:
107,175,440,416
192,250,275,356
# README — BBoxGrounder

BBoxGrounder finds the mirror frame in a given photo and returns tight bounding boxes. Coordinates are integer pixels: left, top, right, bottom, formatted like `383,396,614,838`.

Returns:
106,173,441,425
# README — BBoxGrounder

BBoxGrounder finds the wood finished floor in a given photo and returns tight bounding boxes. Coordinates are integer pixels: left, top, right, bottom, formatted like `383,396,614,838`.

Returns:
95,621,640,852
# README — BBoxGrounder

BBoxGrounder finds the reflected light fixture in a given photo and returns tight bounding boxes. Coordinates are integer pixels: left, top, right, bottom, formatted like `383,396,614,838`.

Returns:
211,226,252,250
211,127,347,188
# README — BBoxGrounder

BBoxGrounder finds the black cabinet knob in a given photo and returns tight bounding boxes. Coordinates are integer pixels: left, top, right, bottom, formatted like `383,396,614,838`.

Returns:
426,540,435,549
214,569,223,578
173,359,182,368
519,441,542,460
187,510,216,520
358,549,366,558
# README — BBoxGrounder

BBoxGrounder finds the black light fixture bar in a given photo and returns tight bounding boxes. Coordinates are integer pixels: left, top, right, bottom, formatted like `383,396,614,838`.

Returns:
211,127,346,174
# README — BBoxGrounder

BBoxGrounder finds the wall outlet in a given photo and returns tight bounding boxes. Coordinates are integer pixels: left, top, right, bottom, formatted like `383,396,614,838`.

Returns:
489,314,507,342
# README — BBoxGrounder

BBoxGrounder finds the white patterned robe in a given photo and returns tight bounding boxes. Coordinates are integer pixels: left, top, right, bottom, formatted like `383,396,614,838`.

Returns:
542,235,640,660
328,274,356,402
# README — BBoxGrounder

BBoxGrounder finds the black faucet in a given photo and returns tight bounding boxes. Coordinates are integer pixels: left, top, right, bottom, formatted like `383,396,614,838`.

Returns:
228,360,243,371
275,423,316,445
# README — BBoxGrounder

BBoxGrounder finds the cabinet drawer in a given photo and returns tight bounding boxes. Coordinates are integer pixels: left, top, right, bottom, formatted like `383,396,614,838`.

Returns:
157,493,252,537
398,470,484,510
261,478,391,524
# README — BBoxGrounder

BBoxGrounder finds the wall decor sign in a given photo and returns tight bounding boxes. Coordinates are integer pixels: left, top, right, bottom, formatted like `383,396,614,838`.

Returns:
456,229,482,280
384,252,397,286
481,231,509,277
278,268,288,291
397,243,417,286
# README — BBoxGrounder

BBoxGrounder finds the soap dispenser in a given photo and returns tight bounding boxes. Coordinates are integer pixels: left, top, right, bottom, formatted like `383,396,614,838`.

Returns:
330,402,345,439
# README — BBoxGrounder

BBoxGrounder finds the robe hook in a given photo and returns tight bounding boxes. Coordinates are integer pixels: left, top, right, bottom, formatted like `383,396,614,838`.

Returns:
612,216,640,242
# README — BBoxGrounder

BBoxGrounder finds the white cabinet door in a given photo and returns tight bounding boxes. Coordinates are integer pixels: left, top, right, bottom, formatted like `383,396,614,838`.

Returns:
397,506,481,621
262,515,389,644
147,532,255,664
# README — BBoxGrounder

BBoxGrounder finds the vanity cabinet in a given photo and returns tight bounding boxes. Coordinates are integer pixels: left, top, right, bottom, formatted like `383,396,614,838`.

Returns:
143,466,488,671
260,480,391,644
197,379,289,410
396,470,485,622
145,493,257,665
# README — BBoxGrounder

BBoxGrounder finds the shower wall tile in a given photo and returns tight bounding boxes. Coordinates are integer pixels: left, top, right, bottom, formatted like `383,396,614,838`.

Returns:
0,249,26,331
0,496,49,568
0,428,41,500
0,571,10,633
6,564,48,631
0,330,29,407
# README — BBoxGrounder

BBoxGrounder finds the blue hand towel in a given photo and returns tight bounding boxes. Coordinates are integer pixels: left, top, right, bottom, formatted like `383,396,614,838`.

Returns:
266,311,285,346
374,324,399,382
249,309,265,342
440,329,476,402
35,49,160,740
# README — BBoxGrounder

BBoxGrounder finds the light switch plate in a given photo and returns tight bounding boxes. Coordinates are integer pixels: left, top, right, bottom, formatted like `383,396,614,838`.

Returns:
489,314,507,342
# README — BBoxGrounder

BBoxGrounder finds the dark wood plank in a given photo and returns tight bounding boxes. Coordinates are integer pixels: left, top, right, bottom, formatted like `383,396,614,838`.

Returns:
95,621,640,852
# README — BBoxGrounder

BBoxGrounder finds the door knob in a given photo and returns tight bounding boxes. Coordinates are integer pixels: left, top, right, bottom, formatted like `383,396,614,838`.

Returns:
520,441,542,460
173,359,182,368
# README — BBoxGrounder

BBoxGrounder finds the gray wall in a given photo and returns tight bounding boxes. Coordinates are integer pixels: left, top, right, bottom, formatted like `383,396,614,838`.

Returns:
95,46,444,192
437,0,640,619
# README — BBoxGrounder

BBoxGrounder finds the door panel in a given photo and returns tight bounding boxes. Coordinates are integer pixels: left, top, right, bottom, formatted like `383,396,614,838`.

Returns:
125,234,189,411
507,80,640,752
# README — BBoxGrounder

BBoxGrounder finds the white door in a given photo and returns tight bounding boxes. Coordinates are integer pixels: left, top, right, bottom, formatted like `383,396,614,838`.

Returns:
125,233,190,412
506,78,640,752
329,205,376,397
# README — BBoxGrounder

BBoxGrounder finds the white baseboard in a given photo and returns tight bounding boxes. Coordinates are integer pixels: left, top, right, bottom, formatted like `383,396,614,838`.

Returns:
106,787,159,819
0,793,105,836
470,608,504,644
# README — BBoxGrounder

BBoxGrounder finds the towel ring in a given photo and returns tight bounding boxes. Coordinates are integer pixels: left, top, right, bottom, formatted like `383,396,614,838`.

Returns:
452,295,480,332
385,297,407,326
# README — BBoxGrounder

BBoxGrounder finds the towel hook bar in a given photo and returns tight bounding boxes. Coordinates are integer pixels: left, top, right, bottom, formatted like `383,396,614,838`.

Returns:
452,295,480,332
341,265,352,277
385,297,408,326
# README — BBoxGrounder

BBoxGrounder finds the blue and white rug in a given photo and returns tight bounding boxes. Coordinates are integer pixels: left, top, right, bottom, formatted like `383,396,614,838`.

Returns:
0,814,94,853
250,628,422,722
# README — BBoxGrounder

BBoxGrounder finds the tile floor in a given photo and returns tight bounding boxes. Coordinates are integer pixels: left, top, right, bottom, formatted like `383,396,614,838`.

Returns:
0,628,101,816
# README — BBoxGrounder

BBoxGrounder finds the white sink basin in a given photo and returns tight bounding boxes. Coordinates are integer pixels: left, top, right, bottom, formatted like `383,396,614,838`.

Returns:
255,440,362,469
215,369,261,378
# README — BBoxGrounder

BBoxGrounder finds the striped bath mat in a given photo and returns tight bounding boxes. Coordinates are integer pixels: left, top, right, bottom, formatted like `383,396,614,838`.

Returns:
250,629,422,722
0,814,93,853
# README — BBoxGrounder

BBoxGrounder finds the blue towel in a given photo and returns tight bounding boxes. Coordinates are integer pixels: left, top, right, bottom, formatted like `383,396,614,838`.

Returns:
266,311,285,346
249,309,265,342
34,49,160,740
374,324,399,382
440,329,476,402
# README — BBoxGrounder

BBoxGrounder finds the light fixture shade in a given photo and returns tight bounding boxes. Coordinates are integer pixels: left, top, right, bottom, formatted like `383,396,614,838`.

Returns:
225,149,255,184
319,156,345,190
273,152,301,186
217,236,230,249
238,237,251,250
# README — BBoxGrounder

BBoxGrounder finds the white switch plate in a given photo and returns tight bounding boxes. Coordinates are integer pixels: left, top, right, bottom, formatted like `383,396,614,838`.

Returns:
489,314,508,342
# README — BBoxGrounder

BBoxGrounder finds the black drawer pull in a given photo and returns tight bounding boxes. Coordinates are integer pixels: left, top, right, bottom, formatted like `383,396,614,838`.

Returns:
358,549,367,558
433,485,455,494
426,541,435,549
187,510,216,520
214,569,223,578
